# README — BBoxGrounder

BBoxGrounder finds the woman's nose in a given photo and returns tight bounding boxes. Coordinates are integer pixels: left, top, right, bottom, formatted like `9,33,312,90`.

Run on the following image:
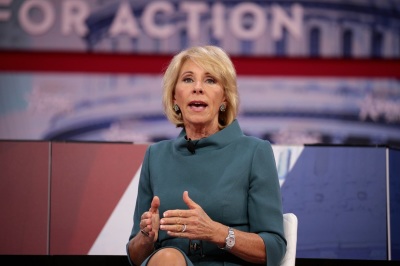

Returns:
192,82,203,94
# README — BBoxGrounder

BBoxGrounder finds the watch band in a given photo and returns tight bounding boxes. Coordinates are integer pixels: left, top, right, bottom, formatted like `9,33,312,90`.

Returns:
224,227,235,250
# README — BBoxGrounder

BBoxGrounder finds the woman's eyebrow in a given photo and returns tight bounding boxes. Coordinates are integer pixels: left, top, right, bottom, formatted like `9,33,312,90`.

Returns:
180,71,193,77
180,71,214,77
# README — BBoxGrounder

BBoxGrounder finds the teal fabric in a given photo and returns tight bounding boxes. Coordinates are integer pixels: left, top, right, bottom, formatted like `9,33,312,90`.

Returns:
128,120,286,265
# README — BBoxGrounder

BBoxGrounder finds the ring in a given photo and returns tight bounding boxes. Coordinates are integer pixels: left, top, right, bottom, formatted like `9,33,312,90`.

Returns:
140,229,150,237
181,224,187,233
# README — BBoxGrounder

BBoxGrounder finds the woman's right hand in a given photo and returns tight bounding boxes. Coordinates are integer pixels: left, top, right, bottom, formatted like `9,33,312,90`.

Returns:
140,196,160,242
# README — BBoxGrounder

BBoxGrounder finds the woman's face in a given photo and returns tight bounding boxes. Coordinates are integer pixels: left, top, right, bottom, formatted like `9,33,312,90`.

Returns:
174,59,226,130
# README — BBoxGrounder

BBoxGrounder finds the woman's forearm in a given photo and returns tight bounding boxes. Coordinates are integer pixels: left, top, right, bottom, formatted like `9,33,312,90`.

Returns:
210,223,266,264
229,229,266,264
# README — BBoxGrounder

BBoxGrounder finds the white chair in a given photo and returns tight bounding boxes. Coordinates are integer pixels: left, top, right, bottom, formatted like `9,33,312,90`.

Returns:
280,213,298,266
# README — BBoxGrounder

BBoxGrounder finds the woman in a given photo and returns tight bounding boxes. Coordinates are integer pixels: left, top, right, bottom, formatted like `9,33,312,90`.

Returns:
126,45,286,265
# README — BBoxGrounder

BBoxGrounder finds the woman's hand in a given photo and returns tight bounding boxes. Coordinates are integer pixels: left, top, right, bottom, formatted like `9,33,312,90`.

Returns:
128,196,161,265
140,196,160,242
159,191,221,241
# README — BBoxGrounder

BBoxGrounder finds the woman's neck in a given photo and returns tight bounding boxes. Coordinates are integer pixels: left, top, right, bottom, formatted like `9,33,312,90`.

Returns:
185,124,219,140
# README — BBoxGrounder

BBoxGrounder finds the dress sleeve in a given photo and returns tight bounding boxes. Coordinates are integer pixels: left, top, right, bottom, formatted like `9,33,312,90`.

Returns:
248,140,287,266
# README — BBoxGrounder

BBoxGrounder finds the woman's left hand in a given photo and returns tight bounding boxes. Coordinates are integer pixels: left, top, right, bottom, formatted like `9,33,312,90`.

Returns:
159,191,221,241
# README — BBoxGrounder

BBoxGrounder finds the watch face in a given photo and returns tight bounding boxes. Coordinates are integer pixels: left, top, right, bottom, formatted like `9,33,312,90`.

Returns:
225,228,235,249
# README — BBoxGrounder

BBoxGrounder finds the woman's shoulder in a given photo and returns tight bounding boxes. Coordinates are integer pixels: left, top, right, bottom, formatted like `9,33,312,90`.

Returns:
239,134,273,147
148,139,174,149
230,120,272,147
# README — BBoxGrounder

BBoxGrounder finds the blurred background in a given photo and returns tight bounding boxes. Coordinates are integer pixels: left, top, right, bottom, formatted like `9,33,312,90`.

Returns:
1,0,399,146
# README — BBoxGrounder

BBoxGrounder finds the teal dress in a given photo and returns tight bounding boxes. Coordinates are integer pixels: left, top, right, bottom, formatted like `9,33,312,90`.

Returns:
128,120,286,265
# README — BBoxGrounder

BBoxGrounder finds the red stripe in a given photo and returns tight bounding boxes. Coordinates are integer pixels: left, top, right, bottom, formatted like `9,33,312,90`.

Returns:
50,143,148,255
1,50,399,77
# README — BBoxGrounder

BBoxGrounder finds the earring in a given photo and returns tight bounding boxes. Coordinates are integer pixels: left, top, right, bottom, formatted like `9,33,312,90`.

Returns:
173,104,180,112
219,104,226,112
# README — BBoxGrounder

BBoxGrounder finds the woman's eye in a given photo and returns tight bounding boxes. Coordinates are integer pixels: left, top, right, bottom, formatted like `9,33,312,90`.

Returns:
183,78,193,83
205,78,216,84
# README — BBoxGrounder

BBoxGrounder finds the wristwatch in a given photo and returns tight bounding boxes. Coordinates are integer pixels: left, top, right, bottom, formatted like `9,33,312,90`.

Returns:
223,227,235,250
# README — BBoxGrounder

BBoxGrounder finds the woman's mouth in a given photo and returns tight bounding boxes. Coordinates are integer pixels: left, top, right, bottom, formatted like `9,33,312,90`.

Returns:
189,101,207,111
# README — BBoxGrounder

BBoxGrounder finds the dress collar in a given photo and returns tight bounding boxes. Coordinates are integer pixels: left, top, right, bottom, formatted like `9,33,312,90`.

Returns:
173,119,243,155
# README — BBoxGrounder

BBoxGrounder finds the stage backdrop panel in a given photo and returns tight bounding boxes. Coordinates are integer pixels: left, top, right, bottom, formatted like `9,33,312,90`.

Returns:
1,141,399,261
49,142,147,255
0,141,50,255
281,146,388,260
389,148,400,260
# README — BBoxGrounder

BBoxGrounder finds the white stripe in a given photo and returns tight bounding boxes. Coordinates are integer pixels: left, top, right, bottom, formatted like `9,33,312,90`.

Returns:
89,165,141,255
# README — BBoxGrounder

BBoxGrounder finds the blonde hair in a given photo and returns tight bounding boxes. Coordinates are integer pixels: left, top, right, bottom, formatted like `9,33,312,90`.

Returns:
162,45,239,129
